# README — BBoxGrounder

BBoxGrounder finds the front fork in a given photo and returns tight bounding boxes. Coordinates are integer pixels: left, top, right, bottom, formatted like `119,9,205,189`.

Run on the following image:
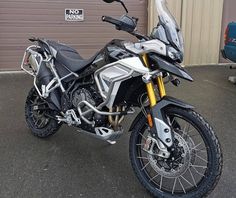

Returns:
142,54,173,157
142,54,166,105
142,54,166,104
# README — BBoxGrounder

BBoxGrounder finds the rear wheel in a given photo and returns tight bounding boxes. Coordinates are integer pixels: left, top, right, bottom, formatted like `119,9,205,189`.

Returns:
129,107,222,198
25,87,61,138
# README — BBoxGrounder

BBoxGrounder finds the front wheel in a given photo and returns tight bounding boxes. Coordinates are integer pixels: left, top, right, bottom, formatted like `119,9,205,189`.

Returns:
129,107,222,198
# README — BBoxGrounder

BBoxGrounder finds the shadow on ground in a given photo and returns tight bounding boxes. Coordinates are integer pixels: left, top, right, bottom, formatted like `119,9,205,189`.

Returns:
0,66,235,198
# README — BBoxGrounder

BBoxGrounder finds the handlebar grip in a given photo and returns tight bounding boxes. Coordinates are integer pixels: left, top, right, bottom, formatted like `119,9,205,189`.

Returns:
102,16,122,28
102,16,111,22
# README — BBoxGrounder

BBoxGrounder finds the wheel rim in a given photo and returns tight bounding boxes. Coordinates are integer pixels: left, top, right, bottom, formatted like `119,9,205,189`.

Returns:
135,113,210,195
29,91,50,129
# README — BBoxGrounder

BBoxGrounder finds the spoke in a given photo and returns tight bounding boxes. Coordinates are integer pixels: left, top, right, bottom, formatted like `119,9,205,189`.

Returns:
172,178,177,194
194,153,208,163
136,143,145,146
139,133,147,140
180,175,193,187
137,156,149,160
171,117,176,126
38,119,44,128
183,123,189,136
141,161,150,171
149,173,159,182
159,175,163,190
188,168,197,187
178,177,186,194
191,164,207,169
180,127,194,137
188,133,200,138
173,156,182,162
192,142,203,150
35,119,40,126
193,148,207,153
190,163,205,177
186,124,193,134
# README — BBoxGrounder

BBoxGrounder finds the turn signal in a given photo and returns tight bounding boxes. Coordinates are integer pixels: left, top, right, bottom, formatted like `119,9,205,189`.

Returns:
147,114,153,128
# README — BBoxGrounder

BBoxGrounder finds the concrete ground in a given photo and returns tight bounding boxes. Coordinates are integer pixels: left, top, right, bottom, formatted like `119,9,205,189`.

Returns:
0,66,235,198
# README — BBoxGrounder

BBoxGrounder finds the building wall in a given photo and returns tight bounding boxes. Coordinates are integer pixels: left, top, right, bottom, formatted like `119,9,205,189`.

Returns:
0,0,147,70
220,0,236,63
148,0,224,66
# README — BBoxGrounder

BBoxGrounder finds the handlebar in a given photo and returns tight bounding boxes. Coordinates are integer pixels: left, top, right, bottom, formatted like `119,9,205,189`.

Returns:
102,15,149,41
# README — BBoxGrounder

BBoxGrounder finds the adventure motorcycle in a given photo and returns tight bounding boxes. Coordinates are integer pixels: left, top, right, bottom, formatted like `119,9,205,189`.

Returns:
21,0,222,197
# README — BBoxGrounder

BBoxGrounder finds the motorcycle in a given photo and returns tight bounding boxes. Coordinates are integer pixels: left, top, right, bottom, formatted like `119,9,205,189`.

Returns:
21,0,222,197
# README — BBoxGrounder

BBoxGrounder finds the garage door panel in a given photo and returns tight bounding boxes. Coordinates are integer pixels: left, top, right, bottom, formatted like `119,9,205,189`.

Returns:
0,37,132,45
0,32,133,39
0,15,145,23
0,0,147,70
0,2,145,18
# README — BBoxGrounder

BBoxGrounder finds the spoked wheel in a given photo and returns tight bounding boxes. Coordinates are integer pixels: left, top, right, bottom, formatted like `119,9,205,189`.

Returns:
129,107,222,198
25,87,61,138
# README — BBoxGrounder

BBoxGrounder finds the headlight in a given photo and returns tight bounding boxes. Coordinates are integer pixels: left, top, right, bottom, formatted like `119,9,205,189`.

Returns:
167,47,183,63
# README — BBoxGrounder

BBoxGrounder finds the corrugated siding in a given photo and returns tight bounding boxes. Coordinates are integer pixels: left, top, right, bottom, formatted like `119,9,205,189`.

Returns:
0,0,147,70
182,0,223,65
148,0,224,66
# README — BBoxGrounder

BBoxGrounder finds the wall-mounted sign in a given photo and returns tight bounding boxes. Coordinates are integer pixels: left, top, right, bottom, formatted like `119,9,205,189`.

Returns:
65,9,84,22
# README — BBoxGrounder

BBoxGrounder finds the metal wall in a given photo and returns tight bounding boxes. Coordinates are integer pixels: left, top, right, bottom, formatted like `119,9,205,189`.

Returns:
219,0,236,63
0,0,147,70
149,0,224,66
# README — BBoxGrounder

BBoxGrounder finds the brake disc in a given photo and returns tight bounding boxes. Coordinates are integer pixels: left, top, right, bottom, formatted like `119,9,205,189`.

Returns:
147,132,192,178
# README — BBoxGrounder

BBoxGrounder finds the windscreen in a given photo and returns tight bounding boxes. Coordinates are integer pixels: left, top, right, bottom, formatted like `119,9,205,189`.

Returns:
155,0,184,52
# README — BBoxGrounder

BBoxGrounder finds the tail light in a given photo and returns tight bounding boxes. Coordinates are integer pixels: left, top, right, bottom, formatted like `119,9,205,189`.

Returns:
224,25,230,45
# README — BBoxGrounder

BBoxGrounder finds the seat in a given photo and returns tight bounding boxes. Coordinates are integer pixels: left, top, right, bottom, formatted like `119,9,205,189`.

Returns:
46,40,98,72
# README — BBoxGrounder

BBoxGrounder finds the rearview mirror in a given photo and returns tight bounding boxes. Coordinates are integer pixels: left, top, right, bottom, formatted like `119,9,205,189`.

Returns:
103,0,129,13
103,0,116,3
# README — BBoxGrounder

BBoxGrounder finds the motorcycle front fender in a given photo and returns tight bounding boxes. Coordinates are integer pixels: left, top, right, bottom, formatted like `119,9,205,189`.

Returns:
129,96,194,147
151,96,194,120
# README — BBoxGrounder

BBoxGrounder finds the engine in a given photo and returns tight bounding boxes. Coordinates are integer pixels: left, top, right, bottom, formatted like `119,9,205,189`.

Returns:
71,87,107,130
72,88,96,120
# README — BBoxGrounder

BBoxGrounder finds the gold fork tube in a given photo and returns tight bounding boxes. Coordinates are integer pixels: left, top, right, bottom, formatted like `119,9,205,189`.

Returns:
142,53,149,66
142,53,167,104
146,82,157,107
142,54,157,107
156,76,166,98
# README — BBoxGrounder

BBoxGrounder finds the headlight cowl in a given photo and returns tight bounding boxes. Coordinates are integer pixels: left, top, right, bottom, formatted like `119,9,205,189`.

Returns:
167,47,183,63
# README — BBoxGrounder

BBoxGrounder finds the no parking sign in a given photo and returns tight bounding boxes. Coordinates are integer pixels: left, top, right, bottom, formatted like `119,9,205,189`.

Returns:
65,9,84,21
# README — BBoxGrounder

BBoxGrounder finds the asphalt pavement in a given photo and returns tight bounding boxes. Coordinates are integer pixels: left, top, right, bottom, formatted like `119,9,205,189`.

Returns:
0,66,235,198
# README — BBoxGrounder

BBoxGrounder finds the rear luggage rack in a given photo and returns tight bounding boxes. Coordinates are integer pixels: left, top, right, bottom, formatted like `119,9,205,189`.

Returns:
21,45,43,76
21,45,79,99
